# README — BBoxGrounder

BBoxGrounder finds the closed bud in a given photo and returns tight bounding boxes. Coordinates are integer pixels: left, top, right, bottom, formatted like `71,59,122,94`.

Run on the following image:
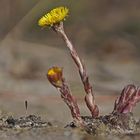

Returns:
47,67,63,87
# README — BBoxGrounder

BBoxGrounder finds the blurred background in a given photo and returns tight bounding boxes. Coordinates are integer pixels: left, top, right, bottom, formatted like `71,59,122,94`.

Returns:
0,0,140,123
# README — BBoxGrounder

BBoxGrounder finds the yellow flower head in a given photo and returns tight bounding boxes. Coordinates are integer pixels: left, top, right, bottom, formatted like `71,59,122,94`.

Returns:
47,66,63,87
38,6,69,27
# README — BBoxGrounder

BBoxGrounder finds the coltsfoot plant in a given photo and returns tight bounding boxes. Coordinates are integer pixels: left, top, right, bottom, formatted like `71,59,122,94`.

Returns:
38,6,140,135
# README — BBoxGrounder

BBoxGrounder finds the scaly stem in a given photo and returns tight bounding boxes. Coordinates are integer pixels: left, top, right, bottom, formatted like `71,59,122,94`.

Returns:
57,80,83,124
53,22,99,117
113,85,140,114
47,66,83,125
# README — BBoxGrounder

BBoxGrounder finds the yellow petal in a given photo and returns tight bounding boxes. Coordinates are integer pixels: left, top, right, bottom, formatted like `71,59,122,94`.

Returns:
38,6,69,27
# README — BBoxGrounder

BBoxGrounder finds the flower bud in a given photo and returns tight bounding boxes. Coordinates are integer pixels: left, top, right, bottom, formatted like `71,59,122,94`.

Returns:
47,67,63,87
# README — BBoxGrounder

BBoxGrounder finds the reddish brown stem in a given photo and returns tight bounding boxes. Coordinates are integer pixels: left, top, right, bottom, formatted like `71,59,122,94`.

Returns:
58,80,82,123
47,67,83,125
113,84,140,114
53,22,99,117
